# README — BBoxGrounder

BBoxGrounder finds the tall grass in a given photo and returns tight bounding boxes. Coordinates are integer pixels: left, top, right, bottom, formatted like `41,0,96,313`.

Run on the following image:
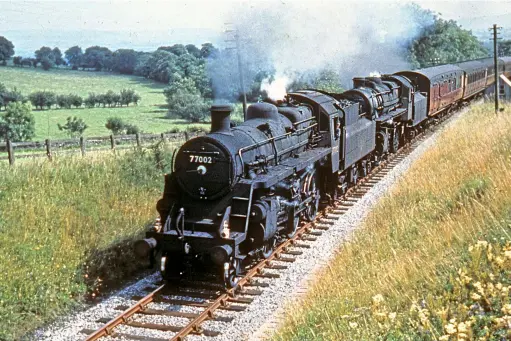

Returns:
0,144,174,340
274,103,511,340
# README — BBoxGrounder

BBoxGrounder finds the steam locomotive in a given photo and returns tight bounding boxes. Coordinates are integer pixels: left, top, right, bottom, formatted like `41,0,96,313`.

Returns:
135,57,511,287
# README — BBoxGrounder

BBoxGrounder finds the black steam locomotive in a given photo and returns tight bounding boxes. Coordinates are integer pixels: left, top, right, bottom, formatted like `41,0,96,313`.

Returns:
135,57,511,287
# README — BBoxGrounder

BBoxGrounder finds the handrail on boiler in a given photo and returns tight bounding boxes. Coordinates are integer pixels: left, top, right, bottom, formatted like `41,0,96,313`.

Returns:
236,122,317,177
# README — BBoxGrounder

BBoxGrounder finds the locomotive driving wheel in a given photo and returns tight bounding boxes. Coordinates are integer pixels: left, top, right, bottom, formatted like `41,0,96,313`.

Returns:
223,258,241,288
261,237,276,259
303,172,319,222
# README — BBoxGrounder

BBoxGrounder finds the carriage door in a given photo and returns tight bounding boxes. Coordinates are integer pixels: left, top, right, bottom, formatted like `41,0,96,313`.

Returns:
330,113,340,172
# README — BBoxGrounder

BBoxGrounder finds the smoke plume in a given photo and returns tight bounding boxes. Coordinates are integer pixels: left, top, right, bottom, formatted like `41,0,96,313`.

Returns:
208,1,433,101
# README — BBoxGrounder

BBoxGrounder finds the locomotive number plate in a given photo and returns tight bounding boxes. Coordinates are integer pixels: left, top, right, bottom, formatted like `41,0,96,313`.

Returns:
189,155,214,164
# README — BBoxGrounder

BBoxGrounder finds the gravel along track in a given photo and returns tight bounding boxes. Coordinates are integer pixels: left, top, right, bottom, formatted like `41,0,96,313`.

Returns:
32,107,467,341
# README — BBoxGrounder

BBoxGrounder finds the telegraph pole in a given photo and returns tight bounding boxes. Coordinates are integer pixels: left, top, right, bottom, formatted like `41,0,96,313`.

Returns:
490,24,502,114
225,24,247,121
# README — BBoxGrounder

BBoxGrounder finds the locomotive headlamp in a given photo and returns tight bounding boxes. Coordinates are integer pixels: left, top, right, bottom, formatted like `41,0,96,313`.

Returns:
197,165,207,175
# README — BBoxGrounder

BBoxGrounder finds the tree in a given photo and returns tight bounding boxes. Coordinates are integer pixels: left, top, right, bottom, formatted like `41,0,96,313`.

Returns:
0,36,14,65
2,88,24,109
65,46,83,69
158,44,188,56
164,77,210,122
69,94,83,108
58,116,88,137
499,40,511,56
112,49,137,74
53,47,65,66
120,89,135,106
0,82,6,108
40,56,53,71
408,17,488,68
12,56,22,67
56,94,72,109
200,43,218,59
186,44,201,58
105,117,125,134
125,123,140,135
84,93,97,108
29,91,56,110
35,46,55,63
0,102,35,141
83,46,113,71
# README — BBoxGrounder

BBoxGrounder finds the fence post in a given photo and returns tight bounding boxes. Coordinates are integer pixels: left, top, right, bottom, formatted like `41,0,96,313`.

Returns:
45,139,52,161
160,133,165,143
110,134,115,150
136,133,141,147
6,139,14,166
184,132,189,141
79,136,86,156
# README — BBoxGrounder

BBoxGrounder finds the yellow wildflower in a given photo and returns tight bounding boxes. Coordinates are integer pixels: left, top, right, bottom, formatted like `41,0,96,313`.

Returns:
445,323,457,335
439,335,450,341
501,304,511,315
470,292,481,300
495,256,505,266
457,322,468,333
372,294,384,306
349,321,358,329
476,241,488,249
458,332,469,340
504,250,511,259
388,312,397,321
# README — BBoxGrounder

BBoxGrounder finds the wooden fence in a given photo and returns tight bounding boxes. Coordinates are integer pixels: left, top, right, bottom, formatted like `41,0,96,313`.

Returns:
0,131,204,165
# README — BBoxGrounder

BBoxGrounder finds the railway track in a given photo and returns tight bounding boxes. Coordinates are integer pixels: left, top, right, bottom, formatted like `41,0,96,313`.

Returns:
80,108,455,341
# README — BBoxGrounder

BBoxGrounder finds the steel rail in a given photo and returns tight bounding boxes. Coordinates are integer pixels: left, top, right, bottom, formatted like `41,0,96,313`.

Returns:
85,284,165,341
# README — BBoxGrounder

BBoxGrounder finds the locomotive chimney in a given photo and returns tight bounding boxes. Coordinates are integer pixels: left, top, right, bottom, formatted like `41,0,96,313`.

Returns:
210,104,233,135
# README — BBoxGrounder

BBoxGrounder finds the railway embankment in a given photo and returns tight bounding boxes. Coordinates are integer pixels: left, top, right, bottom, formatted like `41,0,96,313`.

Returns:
0,146,173,340
272,103,511,340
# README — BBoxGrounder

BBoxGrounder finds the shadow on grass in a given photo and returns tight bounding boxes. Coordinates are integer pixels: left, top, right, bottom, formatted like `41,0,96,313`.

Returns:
82,235,152,301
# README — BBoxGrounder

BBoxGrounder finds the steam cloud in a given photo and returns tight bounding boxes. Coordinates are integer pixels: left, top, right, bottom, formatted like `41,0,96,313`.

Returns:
208,2,433,101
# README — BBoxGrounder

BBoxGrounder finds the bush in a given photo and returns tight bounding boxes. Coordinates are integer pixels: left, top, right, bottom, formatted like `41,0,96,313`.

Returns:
165,78,210,123
0,102,35,141
69,94,83,108
105,117,125,134
56,94,72,109
120,89,135,106
125,123,140,135
57,116,88,137
1,87,24,109
84,93,97,108
29,90,56,110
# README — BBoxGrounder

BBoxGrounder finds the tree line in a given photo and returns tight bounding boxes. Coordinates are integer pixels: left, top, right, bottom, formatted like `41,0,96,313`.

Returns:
0,85,140,110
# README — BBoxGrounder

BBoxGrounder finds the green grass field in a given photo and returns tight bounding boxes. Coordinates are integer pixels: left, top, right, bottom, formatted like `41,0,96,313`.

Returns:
0,144,179,340
0,66,209,139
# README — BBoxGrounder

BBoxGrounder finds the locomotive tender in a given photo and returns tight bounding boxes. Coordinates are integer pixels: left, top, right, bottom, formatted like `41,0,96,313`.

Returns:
135,57,511,287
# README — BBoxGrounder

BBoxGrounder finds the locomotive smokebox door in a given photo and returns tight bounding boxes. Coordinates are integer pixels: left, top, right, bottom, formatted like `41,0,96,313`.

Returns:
330,114,340,172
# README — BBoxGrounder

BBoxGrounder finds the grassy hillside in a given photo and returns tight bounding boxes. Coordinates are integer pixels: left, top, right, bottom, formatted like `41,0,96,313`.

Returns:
274,103,511,341
0,66,208,139
0,144,176,340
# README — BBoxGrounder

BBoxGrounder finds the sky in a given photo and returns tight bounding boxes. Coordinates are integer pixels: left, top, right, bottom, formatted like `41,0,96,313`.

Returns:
1,0,511,56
